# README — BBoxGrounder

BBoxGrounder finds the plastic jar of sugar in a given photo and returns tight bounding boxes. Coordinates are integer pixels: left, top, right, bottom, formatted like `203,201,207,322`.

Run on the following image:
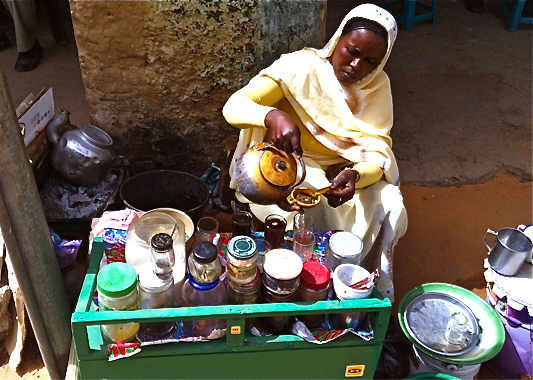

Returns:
97,262,140,343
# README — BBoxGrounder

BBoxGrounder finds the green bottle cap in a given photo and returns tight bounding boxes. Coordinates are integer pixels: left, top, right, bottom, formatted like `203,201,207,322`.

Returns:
97,262,138,298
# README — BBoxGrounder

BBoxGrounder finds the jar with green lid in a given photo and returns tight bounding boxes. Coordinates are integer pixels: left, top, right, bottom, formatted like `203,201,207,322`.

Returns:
226,236,258,284
97,262,140,343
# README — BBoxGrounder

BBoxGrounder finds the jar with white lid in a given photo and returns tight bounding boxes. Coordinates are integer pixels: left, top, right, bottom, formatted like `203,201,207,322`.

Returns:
226,236,258,284
97,262,140,343
325,231,363,272
262,248,303,295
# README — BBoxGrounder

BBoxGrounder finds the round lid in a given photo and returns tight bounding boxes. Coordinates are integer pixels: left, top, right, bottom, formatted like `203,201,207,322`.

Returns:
403,291,480,357
259,146,297,187
329,231,363,258
228,236,257,259
300,261,330,290
151,233,173,251
97,262,138,298
192,241,218,263
263,249,303,280
398,283,506,365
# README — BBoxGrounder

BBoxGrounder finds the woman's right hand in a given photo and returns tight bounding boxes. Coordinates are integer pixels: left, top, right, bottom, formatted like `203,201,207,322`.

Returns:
265,109,303,156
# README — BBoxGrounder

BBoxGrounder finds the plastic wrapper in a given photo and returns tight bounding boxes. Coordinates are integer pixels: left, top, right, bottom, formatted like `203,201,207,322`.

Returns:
50,229,82,269
103,228,127,264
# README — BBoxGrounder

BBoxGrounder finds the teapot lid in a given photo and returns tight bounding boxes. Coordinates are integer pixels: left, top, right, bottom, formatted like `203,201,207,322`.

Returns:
258,146,297,187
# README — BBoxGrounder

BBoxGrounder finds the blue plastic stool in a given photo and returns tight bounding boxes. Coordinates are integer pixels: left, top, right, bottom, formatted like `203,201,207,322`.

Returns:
381,0,437,32
500,0,533,32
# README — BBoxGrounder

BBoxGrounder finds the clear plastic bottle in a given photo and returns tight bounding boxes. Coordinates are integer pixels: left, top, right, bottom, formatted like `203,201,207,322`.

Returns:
97,262,140,343
138,233,176,337
182,275,227,338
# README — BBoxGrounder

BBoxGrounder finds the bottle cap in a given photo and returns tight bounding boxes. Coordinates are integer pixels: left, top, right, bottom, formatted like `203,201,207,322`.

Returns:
192,241,218,263
227,236,257,259
300,261,330,291
151,233,173,251
97,262,138,298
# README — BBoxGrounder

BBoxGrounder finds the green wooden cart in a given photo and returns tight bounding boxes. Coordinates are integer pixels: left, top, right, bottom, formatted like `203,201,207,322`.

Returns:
70,238,392,379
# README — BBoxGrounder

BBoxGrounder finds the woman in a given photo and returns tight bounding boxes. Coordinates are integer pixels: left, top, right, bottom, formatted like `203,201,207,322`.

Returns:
223,3,407,301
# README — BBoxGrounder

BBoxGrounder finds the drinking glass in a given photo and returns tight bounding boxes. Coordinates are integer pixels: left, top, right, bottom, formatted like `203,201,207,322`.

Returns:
264,214,287,249
293,212,316,234
293,229,316,262
196,217,219,243
232,211,253,237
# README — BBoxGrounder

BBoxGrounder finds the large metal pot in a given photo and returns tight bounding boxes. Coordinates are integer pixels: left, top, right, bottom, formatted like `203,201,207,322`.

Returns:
234,143,306,205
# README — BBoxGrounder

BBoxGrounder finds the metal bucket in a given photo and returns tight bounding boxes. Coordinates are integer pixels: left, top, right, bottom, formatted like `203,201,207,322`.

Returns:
484,228,532,276
120,170,210,223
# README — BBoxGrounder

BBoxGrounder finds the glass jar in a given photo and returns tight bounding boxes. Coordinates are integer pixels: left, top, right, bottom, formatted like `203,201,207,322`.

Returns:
259,288,296,334
228,270,261,329
150,233,175,276
97,262,140,343
188,241,222,284
226,236,258,284
228,270,261,304
182,275,227,338
262,249,303,295
325,232,363,272
295,261,330,329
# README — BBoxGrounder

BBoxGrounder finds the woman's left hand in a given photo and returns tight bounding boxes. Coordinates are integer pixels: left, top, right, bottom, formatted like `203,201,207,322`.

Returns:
323,169,358,208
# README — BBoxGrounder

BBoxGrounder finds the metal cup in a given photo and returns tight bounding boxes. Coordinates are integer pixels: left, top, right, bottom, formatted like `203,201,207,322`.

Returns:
484,227,532,276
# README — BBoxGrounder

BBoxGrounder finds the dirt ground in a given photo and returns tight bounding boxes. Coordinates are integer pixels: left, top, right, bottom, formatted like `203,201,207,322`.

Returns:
0,0,531,379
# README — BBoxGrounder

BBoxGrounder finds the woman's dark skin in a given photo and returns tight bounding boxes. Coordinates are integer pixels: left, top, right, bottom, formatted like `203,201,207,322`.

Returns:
264,28,388,211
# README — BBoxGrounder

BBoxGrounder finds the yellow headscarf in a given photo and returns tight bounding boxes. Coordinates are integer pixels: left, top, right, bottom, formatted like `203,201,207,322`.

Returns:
258,3,400,184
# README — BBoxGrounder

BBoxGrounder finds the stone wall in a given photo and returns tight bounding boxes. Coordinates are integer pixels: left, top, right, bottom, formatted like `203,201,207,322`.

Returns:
69,0,325,176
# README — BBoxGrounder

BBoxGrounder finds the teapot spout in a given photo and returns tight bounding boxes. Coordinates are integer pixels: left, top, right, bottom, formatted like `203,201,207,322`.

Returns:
46,108,70,145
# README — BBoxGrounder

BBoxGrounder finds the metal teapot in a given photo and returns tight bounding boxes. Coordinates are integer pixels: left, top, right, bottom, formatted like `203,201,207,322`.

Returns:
234,143,306,205
47,116,115,187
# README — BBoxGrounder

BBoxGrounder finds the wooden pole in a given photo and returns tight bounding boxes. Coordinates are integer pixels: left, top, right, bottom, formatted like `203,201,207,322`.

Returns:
0,64,71,379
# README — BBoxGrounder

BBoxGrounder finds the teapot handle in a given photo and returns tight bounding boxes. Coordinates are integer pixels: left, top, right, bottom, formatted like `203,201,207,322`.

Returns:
293,154,306,188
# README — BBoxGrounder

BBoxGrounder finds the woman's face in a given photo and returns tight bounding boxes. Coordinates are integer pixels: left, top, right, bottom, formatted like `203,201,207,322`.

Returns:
330,29,388,86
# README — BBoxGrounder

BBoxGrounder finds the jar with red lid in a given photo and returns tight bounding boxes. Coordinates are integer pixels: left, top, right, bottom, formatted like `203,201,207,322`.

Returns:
295,261,330,329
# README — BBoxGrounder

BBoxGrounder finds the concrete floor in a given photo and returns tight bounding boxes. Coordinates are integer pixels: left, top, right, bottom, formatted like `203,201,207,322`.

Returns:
1,1,532,379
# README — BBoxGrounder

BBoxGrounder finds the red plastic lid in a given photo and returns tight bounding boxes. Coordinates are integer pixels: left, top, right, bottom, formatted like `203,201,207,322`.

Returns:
300,261,330,290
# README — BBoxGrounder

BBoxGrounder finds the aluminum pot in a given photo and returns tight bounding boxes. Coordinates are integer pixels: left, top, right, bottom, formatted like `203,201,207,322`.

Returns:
484,227,532,276
47,119,115,187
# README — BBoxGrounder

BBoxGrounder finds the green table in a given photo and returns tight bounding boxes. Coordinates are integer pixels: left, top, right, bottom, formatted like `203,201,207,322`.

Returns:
71,238,391,379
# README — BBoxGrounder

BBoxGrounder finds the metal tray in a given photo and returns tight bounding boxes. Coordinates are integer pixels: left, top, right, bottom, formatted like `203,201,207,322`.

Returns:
403,291,480,356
